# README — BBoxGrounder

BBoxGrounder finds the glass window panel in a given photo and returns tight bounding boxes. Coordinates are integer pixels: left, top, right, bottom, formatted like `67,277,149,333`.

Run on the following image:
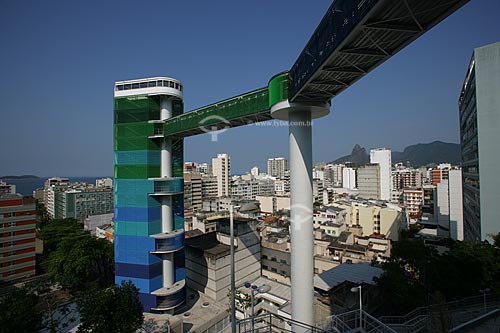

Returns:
169,81,175,88
139,82,148,88
163,80,169,87
157,80,163,86
175,83,179,89
116,85,124,91
148,81,157,87
124,84,131,90
132,83,140,89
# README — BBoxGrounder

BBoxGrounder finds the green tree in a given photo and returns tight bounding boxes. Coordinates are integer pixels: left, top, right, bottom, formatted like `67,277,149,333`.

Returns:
38,218,86,254
43,233,114,290
77,281,144,333
0,287,42,333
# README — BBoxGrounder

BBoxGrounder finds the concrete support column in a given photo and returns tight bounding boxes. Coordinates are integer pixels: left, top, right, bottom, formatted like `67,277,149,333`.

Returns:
160,96,175,289
289,110,314,331
161,138,172,178
162,253,175,288
161,196,173,233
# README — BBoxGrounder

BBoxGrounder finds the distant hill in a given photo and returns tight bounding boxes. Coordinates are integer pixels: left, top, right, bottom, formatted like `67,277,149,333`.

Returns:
0,175,39,180
333,141,461,166
334,144,369,165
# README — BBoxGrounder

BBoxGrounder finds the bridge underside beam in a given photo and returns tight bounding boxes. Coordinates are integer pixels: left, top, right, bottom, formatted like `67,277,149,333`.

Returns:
290,0,469,104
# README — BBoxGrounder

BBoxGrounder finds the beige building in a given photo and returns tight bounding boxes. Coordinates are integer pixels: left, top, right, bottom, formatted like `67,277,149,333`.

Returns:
332,200,404,241
212,153,231,197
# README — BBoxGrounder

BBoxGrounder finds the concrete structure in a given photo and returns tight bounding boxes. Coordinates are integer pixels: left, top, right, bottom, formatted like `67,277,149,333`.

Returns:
0,180,16,195
342,167,356,190
54,187,113,222
196,163,211,175
267,157,288,179
459,41,500,243
448,169,464,240
256,195,290,214
84,212,114,235
430,164,451,186
184,173,202,211
185,217,260,302
403,188,424,219
357,164,380,200
250,166,259,177
114,77,186,312
212,153,231,197
370,148,392,201
332,199,404,241
110,0,469,324
96,178,113,188
0,194,36,283
201,175,218,200
392,168,423,190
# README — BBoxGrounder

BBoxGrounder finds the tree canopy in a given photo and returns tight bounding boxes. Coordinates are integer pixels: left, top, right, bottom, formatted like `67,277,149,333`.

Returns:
43,233,114,290
0,287,42,333
77,281,144,333
375,235,500,316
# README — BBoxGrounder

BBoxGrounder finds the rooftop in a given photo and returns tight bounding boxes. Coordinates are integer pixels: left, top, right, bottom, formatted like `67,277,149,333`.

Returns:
314,262,383,292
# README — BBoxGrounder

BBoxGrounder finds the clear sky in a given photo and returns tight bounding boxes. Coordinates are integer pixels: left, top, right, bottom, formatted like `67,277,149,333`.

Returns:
1,0,499,177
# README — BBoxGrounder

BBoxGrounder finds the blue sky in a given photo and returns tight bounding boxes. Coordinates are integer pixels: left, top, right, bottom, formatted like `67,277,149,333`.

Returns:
0,0,499,177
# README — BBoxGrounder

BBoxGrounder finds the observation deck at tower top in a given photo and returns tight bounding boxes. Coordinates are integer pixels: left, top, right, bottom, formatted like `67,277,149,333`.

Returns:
154,0,469,139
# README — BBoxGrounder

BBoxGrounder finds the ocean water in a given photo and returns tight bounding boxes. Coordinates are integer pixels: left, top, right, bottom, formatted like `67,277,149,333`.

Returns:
3,177,113,196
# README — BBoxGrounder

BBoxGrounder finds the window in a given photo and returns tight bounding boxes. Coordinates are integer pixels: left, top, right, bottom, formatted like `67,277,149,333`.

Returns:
175,83,179,89
124,84,131,90
148,81,157,87
280,259,286,264
139,82,148,88
116,85,124,91
271,268,277,273
132,83,139,89
169,81,175,88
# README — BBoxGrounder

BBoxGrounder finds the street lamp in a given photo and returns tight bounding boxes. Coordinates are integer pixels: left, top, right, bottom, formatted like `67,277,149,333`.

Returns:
479,288,490,313
244,282,272,332
351,285,362,328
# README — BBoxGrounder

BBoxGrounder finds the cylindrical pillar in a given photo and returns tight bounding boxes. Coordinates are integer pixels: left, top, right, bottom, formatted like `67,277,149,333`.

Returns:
161,196,173,233
160,97,172,121
162,253,175,287
289,110,314,331
160,96,175,290
161,138,172,178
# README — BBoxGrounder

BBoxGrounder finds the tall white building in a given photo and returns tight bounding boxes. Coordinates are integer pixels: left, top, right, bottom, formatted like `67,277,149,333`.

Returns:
212,153,231,197
342,167,356,190
370,148,392,201
267,157,288,179
250,166,259,178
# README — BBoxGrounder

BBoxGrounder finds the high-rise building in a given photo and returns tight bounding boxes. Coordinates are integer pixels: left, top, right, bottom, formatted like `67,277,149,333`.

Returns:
357,164,380,200
201,175,218,200
251,166,259,177
0,193,36,283
114,77,186,312
212,153,231,197
267,157,288,179
370,148,392,201
459,42,500,242
342,167,356,190
54,188,114,222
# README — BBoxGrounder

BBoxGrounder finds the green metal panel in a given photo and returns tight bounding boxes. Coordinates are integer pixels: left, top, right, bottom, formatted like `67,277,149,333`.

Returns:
114,164,161,179
114,123,155,138
268,72,290,107
114,95,160,111
114,137,159,151
163,88,269,136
